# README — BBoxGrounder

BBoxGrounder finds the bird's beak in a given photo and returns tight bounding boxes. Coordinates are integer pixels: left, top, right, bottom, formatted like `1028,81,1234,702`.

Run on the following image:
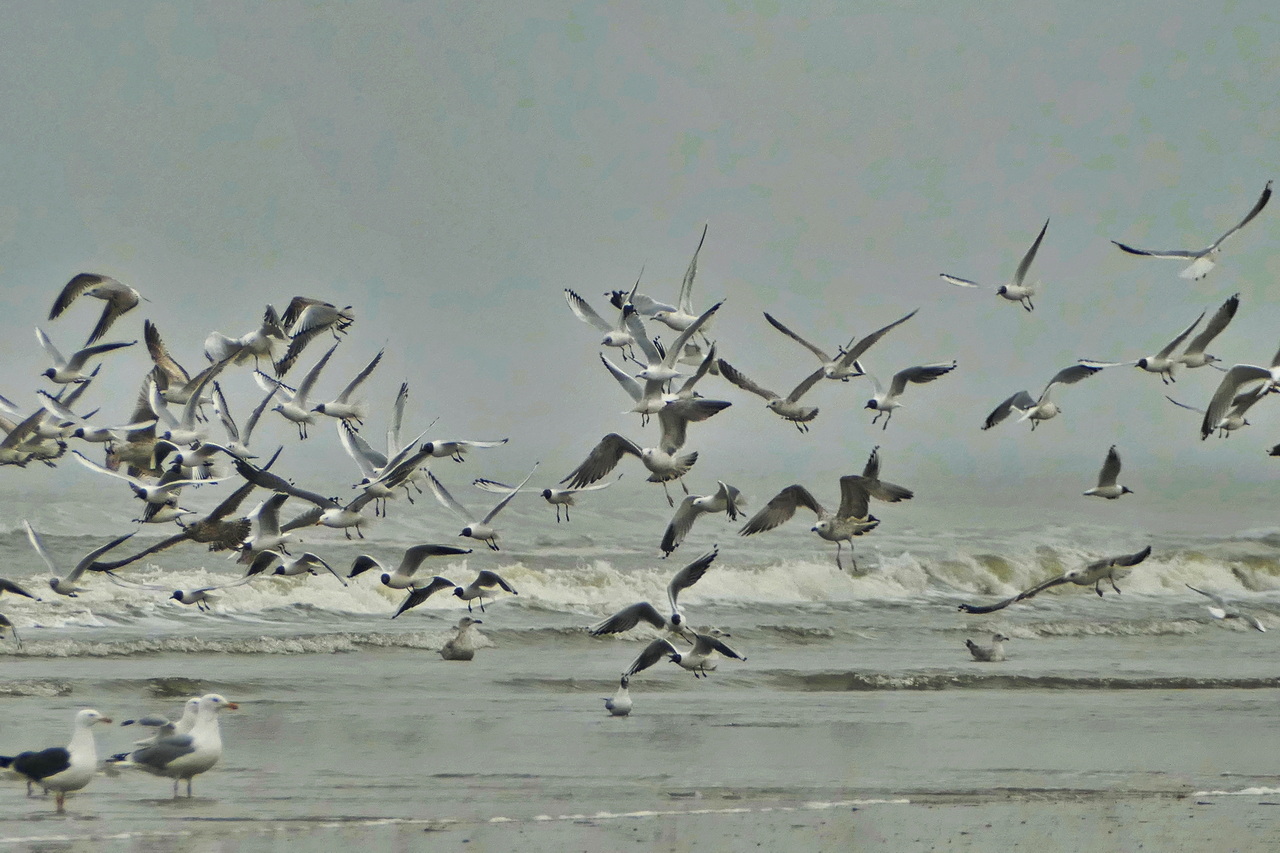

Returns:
226,702,240,710
100,717,114,724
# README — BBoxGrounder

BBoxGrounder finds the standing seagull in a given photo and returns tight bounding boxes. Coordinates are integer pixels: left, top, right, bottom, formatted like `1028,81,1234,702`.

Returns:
982,364,1105,431
958,545,1153,613
49,273,141,344
111,693,237,798
1111,180,1272,280
603,677,633,716
864,361,958,429
0,709,112,813
965,633,1009,662
942,219,1049,311
428,465,538,550
1083,446,1133,500
740,475,879,571
661,483,743,556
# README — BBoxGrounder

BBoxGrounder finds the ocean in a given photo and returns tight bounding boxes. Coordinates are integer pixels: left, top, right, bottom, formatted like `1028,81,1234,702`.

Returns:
2,501,1280,849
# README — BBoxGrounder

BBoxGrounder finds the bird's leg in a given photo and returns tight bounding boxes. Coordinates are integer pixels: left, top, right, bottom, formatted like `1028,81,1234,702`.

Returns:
681,477,690,495
1095,581,1104,597
479,597,487,613
555,506,562,523
55,792,65,813
344,529,353,540
173,779,179,798
187,779,194,798
880,411,892,431
834,542,845,573
564,506,571,522
1110,577,1121,595
356,526,365,539
663,481,675,507
487,540,499,551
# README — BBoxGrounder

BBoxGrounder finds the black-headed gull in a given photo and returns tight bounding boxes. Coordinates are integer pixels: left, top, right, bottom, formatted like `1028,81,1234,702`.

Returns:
313,348,383,423
982,364,1104,431
0,708,112,813
349,543,473,590
740,476,879,571
1081,311,1205,384
1111,180,1272,280
623,630,746,679
265,343,339,439
942,219,1049,311
603,677,632,716
35,327,135,384
203,304,287,368
1083,445,1132,500
472,475,621,523
49,273,140,344
762,308,918,382
1166,391,1263,438
864,361,957,429
661,483,742,556
1199,359,1280,440
1177,294,1239,370
428,465,537,550
23,520,135,597
958,545,1152,613
607,224,714,335
274,296,355,376
590,548,719,635
717,358,824,432
1186,584,1266,632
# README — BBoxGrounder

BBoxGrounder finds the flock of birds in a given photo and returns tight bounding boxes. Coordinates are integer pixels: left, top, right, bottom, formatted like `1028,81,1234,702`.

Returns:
0,179,1275,811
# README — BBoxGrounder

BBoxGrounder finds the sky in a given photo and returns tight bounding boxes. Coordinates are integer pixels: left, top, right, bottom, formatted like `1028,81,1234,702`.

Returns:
0,2,1276,536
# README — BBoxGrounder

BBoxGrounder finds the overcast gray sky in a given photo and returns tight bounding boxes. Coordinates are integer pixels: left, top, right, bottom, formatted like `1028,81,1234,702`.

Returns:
1,2,1276,535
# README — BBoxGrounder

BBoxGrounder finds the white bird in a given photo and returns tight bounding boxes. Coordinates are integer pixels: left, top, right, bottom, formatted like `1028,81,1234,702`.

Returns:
313,349,383,423
49,273,141,343
661,483,743,556
1081,311,1205,384
274,296,356,376
590,549,720,635
1199,358,1280,440
1177,294,1240,369
623,630,746,679
863,361,957,429
121,697,200,746
606,224,715,336
268,551,347,585
211,380,276,460
203,304,287,368
267,342,339,438
452,569,519,613
348,543,473,590
1112,180,1272,280
472,475,621,523
111,693,238,798
565,284,642,357
170,575,261,611
36,327,135,384
1186,584,1266,632
560,399,731,505
23,520,135,597
965,633,1009,662
762,308,918,382
428,465,538,550
0,708,112,813
958,545,1153,613
440,616,485,661
70,449,227,507
942,218,1049,311
982,364,1105,431
599,343,715,424
717,358,824,432
37,391,154,444
420,437,509,463
740,476,879,572
603,677,632,716
148,359,230,446
1166,391,1264,438
1084,446,1133,500
630,301,722,383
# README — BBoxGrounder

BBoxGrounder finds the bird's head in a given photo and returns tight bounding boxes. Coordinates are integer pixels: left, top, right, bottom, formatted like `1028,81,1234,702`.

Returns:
668,652,682,664
453,587,466,598
41,368,56,380
864,399,878,410
996,285,1008,297
541,488,552,499
1122,486,1134,495
312,403,327,414
812,520,829,534
1135,358,1148,370
170,590,183,601
460,526,473,538
380,573,392,586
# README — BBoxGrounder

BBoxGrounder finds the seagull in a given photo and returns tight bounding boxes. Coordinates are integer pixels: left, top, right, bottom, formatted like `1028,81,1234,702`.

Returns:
1177,294,1240,370
623,630,746,679
1199,358,1280,440
1111,180,1272,280
313,348,383,423
859,445,915,503
144,320,229,409
274,297,356,376
266,343,339,439
420,437,509,463
440,616,484,661
600,343,716,424
982,364,1105,431
565,285,642,359
1083,446,1132,500
603,676,633,716
958,545,1153,613
427,465,538,550
560,399,731,505
607,224,716,337
661,482,743,556
49,273,141,344
239,493,294,556
23,520,135,596
35,327,135,384
1080,311,1205,384
762,308,918,382
717,358,824,432
965,633,1009,662
121,697,200,746
70,450,228,508
169,575,260,611
268,552,347,585
864,361,957,429
148,358,231,446
204,304,287,368
210,380,276,460
0,708,112,813
348,543,473,590
942,218,1049,311
452,569,519,613
590,548,719,634
1186,584,1266,632
740,476,879,572
110,693,238,798
472,475,622,523
630,301,722,384
38,391,155,445
1166,391,1264,438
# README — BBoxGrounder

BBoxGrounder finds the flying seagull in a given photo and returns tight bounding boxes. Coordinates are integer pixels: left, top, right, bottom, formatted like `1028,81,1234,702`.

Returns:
958,545,1153,613
942,218,1049,311
49,273,141,344
1083,445,1132,500
740,475,879,572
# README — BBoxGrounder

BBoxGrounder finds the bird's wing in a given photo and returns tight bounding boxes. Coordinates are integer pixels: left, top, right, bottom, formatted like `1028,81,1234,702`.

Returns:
1185,583,1228,609
1110,241,1198,259
70,449,143,487
624,638,679,677
69,530,137,580
623,309,664,367
34,327,66,366
1208,179,1272,250
1011,219,1049,286
427,471,473,522
22,520,59,575
144,321,189,384
387,382,409,454
675,342,718,395
667,548,718,611
1044,363,1104,396
338,422,383,478
663,302,722,368
599,353,644,403
129,735,196,770
739,485,824,535
840,308,920,367
981,390,1036,430
1087,545,1152,571
50,273,105,319
335,349,383,402
397,544,473,578
591,601,667,635
64,340,135,372
480,464,539,524
763,313,831,363
564,288,612,332
391,578,456,618
0,577,40,600
661,496,702,555
836,475,873,519
717,359,777,400
1164,395,1204,415
474,569,517,593
655,399,727,455
698,633,747,661
304,553,347,585
1097,445,1122,488
1183,294,1240,356
231,455,336,508
211,382,240,444
1156,312,1205,359
1201,364,1272,438
889,361,956,397
940,273,981,288
559,434,642,489
785,367,827,403
677,223,708,313
293,343,339,404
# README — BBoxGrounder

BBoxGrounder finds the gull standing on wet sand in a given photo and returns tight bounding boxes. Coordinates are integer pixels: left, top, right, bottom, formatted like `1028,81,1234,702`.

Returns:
0,708,112,813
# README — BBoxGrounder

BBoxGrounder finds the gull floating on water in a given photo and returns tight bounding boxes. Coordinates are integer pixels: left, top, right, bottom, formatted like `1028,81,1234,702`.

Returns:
941,218,1049,311
440,616,484,660
958,545,1153,613
603,676,632,716
965,633,1009,662
1083,445,1132,500
1111,180,1272,280
0,708,112,812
